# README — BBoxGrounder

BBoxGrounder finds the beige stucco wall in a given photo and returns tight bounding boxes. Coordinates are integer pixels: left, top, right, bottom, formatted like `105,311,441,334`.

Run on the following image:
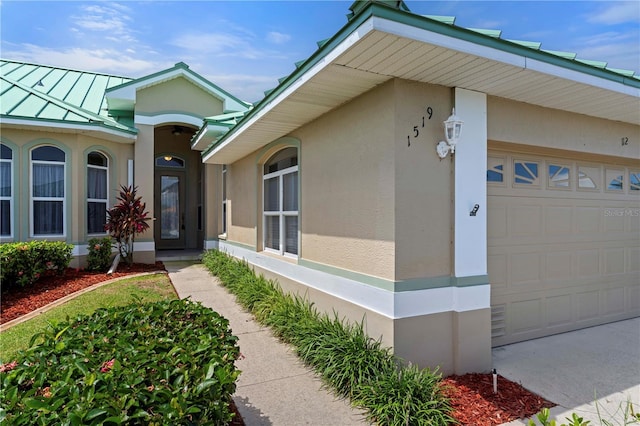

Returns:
294,79,397,280
226,154,258,248
393,80,454,282
136,77,224,117
488,96,640,160
203,163,222,241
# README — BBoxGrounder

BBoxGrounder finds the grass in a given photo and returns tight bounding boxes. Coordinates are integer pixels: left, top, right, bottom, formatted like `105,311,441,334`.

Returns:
0,273,177,363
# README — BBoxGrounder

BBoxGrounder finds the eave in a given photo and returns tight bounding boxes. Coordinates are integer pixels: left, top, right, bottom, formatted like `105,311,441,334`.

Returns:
0,116,138,144
202,2,639,165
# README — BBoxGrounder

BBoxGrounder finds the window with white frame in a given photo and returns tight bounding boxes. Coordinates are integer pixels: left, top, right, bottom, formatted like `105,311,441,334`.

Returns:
87,151,109,234
31,146,65,236
263,147,298,256
221,165,227,235
0,144,13,237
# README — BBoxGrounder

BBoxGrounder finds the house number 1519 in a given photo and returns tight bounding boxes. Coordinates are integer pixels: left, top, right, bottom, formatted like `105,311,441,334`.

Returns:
407,106,434,147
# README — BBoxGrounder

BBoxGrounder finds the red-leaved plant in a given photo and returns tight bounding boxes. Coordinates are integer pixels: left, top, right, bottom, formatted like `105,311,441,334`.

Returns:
105,185,150,266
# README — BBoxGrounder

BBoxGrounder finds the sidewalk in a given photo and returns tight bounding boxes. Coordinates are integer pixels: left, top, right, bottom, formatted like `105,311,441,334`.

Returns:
165,261,367,426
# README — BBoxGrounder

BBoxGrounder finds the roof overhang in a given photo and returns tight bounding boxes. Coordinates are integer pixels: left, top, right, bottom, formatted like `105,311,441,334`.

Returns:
203,3,639,164
0,117,137,144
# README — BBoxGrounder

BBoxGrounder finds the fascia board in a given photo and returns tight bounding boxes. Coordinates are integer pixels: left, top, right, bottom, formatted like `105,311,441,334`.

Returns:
525,58,640,97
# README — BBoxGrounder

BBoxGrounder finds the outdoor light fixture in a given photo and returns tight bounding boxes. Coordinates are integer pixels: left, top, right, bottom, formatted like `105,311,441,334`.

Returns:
172,126,183,136
436,108,464,159
164,155,173,162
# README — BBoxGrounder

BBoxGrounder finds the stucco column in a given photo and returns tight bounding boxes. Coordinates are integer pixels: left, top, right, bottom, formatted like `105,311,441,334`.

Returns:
452,87,491,373
132,124,156,262
203,163,220,249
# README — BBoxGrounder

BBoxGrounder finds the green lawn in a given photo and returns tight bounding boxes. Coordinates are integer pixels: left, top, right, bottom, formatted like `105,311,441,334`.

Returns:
0,273,177,363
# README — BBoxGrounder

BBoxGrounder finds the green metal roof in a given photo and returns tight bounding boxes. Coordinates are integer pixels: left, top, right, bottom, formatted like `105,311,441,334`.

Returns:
0,59,136,134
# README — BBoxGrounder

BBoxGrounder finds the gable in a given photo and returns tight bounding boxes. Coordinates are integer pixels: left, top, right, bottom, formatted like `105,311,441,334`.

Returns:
136,76,224,118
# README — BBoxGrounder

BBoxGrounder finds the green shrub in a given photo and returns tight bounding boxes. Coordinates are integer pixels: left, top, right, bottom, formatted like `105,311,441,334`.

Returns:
202,249,453,425
0,299,240,425
104,185,151,266
0,241,73,288
86,237,113,272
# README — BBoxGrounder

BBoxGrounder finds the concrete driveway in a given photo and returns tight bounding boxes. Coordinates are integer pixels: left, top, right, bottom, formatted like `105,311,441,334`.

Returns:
493,318,640,425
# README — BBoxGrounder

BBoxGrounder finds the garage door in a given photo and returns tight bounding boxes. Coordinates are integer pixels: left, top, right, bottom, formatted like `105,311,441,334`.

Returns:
488,148,640,347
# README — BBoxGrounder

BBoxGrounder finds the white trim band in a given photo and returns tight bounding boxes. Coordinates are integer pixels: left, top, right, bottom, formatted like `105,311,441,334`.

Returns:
216,241,490,319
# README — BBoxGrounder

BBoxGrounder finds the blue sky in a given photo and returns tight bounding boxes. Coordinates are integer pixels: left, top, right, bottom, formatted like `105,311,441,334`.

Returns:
1,1,638,103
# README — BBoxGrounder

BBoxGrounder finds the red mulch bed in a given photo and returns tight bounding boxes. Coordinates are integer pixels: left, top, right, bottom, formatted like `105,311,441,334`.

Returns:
1,266,554,425
442,373,555,425
0,262,166,325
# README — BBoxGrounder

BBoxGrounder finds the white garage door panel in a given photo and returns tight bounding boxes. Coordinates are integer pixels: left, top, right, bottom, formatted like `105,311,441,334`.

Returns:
488,151,640,347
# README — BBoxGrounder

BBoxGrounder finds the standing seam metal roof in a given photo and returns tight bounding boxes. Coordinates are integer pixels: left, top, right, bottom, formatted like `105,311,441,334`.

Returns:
0,59,135,133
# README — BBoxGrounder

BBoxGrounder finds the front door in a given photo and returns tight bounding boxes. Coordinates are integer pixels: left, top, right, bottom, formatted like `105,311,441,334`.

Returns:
155,171,186,249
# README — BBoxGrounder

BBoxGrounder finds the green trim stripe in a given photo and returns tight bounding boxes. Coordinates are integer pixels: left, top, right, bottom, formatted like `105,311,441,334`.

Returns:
298,258,488,292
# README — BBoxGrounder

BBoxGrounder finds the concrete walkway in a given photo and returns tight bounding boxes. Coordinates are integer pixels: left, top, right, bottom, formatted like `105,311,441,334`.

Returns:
494,318,640,425
166,261,367,426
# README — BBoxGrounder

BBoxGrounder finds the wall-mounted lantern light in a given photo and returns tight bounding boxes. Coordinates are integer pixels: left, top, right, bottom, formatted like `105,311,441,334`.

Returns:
436,108,464,159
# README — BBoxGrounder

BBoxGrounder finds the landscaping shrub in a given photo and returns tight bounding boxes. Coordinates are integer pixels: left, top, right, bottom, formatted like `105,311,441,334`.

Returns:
202,249,453,425
0,241,73,288
104,185,151,266
0,299,241,425
86,237,113,272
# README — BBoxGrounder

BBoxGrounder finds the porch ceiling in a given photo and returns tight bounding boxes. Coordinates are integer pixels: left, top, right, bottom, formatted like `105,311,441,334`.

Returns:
203,16,639,165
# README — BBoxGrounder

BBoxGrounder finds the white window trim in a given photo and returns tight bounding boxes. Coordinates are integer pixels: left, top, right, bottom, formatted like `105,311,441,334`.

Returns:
0,154,13,239
263,164,299,258
87,153,109,236
30,149,66,238
221,165,228,237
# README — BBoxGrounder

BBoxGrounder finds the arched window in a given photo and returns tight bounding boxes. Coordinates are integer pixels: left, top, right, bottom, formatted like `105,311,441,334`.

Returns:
263,147,298,256
0,144,13,237
31,145,65,236
87,151,109,234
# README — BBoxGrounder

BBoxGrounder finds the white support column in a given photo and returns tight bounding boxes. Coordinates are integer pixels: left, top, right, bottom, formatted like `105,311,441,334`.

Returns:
452,87,491,373
454,88,488,278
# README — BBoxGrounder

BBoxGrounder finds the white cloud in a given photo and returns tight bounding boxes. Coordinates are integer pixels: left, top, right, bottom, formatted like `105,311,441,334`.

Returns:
71,2,138,44
266,31,291,44
1,43,169,77
587,2,640,25
572,30,640,71
171,32,288,60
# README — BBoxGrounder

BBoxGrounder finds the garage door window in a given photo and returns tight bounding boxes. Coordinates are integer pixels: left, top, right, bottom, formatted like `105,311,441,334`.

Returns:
487,157,504,183
630,172,640,192
578,165,599,190
514,160,539,186
548,164,570,189
606,169,624,191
